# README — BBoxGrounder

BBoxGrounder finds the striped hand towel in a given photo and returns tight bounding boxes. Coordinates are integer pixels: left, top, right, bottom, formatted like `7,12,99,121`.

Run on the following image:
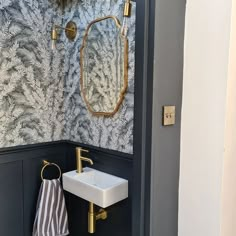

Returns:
33,179,69,236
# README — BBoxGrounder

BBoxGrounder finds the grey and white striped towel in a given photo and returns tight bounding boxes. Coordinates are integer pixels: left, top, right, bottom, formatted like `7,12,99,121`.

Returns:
33,179,69,236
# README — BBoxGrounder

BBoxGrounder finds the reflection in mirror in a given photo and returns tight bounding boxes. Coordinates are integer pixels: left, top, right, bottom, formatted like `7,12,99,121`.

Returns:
80,16,128,116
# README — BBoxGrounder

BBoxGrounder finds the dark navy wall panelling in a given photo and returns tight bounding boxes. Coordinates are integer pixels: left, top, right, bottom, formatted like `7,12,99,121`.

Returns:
0,141,132,236
0,161,24,236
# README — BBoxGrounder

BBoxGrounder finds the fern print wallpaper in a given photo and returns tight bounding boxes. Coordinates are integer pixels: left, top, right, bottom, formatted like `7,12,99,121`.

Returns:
0,0,135,154
64,0,136,154
0,0,65,147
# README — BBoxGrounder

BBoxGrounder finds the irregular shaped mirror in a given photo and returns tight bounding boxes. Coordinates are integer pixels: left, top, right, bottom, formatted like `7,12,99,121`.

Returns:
80,16,128,116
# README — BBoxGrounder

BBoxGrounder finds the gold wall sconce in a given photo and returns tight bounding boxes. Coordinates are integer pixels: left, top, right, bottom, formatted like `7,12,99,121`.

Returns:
123,0,132,17
51,21,77,50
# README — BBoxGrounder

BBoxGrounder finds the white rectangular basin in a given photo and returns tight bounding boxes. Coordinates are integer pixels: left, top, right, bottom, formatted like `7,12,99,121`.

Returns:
62,167,128,208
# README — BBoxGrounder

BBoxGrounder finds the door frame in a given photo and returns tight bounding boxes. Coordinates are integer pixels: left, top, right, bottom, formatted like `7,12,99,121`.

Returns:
132,0,156,235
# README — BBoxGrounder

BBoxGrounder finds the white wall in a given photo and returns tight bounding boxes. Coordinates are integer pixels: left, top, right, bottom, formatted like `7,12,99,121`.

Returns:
220,0,236,235
179,0,233,236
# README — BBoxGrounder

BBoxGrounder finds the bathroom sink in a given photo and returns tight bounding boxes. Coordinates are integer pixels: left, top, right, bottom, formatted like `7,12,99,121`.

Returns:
62,167,128,208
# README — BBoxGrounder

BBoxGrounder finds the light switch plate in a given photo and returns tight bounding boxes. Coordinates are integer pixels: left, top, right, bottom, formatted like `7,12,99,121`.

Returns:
163,106,176,126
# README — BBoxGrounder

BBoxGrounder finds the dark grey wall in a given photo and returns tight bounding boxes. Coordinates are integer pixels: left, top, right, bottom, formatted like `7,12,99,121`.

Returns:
150,0,186,235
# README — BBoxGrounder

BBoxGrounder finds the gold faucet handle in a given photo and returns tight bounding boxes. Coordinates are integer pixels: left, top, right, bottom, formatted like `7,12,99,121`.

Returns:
81,148,89,153
76,147,89,154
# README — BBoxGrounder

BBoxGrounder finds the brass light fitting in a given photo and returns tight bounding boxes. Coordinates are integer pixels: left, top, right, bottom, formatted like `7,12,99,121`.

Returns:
51,21,77,50
123,0,132,17
88,202,108,234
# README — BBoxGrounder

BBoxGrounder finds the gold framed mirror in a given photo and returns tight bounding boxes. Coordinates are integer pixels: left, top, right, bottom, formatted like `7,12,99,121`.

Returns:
80,16,128,116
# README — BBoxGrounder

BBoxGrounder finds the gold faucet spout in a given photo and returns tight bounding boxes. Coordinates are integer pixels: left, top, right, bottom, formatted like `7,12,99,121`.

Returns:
81,157,94,165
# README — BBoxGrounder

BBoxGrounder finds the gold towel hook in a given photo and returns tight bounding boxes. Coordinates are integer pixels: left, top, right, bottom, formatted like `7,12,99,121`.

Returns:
41,160,62,181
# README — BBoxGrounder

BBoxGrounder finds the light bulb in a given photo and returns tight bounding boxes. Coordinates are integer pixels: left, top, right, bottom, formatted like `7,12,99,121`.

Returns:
51,39,57,51
121,17,129,37
51,25,58,51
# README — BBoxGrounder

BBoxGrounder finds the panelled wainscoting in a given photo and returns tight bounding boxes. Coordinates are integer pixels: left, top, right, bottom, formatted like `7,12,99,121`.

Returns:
0,141,132,236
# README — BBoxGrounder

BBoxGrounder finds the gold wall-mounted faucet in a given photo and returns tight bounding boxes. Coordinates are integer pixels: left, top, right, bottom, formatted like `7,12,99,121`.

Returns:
76,147,93,173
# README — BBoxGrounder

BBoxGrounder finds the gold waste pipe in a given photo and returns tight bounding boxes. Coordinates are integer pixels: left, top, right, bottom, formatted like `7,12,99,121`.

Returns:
88,202,108,234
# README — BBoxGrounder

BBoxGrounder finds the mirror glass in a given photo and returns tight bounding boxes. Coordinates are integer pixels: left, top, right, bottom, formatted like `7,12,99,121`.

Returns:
80,16,128,116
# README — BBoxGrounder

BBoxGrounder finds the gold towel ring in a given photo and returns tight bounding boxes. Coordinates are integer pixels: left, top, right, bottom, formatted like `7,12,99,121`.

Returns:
41,160,62,181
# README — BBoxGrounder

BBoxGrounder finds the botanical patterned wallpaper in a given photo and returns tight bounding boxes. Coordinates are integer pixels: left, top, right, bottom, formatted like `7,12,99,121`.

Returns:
0,0,135,154
0,0,65,147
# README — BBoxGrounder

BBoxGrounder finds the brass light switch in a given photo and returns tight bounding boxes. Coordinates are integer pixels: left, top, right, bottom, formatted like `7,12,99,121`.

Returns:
163,106,176,126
